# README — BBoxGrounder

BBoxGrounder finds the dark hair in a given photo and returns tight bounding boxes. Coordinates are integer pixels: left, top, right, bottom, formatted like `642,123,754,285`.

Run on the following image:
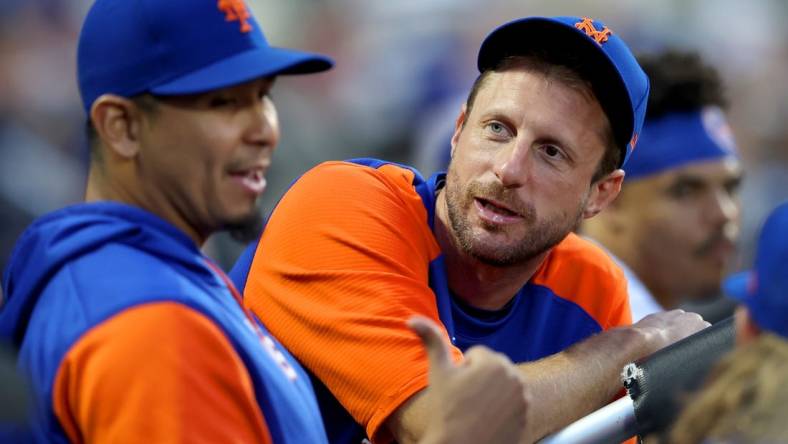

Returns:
464,52,620,182
638,50,728,120
86,94,159,163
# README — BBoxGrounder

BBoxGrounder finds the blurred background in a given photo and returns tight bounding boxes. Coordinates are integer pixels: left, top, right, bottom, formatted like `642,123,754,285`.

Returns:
1,0,786,276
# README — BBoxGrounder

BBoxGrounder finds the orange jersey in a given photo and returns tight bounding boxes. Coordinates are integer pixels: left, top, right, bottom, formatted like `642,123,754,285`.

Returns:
239,159,631,443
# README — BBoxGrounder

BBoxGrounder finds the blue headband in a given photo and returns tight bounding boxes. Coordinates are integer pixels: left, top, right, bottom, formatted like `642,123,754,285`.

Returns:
624,106,738,180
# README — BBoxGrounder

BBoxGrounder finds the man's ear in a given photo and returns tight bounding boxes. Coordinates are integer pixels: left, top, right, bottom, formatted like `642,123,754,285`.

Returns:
583,169,625,219
449,104,468,159
735,305,761,345
89,94,145,159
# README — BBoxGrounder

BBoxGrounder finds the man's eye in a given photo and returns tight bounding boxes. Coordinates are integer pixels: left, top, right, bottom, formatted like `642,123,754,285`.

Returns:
541,145,563,159
669,182,701,199
724,178,742,196
485,122,509,138
209,97,235,108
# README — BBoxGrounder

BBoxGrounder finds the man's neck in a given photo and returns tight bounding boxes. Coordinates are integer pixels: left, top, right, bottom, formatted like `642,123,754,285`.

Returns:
84,165,206,246
434,189,548,311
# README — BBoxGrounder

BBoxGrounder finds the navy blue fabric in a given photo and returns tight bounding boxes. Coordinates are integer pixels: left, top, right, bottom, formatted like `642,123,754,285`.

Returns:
230,237,259,294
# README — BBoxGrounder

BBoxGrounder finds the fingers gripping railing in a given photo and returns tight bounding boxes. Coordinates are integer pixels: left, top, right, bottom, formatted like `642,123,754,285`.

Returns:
539,317,735,444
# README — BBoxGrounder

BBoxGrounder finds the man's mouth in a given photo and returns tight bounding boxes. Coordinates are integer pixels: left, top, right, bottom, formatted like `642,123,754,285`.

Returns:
477,198,519,216
230,167,267,195
474,197,523,224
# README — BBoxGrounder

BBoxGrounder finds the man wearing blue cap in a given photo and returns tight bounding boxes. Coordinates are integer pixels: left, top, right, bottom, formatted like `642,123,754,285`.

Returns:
0,1,531,443
582,50,743,321
0,0,331,442
726,202,788,343
234,16,710,443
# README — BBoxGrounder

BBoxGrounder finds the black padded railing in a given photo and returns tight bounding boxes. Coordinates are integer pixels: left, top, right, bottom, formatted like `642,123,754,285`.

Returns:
624,316,734,436
540,317,735,444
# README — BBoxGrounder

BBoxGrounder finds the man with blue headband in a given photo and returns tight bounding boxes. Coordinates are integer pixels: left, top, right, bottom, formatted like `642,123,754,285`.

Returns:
670,201,788,443
583,50,743,321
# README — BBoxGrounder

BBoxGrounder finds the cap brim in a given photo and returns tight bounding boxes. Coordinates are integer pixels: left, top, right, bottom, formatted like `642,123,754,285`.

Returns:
723,270,752,301
150,46,333,96
477,17,634,167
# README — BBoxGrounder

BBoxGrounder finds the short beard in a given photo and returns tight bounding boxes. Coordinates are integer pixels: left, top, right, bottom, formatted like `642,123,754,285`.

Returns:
444,167,585,267
223,202,266,244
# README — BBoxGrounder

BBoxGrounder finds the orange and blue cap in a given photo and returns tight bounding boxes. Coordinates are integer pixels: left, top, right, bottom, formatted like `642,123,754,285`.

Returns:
77,0,333,112
477,16,649,168
724,202,788,338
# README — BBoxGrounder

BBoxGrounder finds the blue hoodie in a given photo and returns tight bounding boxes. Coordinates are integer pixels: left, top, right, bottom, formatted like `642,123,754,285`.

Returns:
0,202,327,443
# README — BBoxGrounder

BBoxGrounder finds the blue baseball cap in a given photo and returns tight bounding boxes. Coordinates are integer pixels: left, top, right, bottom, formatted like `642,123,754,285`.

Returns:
724,202,788,338
77,0,333,112
625,106,739,180
477,16,649,168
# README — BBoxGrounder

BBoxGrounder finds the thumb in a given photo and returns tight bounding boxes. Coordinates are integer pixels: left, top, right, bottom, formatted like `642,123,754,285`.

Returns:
407,315,454,373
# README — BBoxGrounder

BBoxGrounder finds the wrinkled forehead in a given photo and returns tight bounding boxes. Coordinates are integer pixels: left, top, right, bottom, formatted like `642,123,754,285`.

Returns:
474,66,601,115
473,66,613,150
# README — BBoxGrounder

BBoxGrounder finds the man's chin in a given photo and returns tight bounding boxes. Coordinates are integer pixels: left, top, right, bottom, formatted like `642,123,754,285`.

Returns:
468,250,519,267
222,209,266,244
464,242,537,267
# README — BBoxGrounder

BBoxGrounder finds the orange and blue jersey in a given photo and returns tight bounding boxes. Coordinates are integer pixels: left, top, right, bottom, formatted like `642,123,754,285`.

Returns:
0,202,328,444
232,159,631,444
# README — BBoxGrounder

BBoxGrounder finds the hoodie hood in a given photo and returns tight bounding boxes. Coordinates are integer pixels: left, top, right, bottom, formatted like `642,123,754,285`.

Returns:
1,202,214,347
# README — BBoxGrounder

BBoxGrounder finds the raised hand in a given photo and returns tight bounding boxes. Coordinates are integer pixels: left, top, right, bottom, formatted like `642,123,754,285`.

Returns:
408,316,529,444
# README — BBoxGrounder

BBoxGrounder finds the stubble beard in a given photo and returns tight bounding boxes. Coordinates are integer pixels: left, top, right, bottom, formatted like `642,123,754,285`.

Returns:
444,167,585,267
223,198,266,244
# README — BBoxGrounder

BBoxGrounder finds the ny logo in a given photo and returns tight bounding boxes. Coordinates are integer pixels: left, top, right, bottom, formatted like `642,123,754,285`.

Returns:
218,0,252,33
574,17,612,45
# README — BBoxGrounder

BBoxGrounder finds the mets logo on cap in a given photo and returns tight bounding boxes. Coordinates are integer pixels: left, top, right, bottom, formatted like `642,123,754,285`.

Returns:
218,0,252,33
701,106,737,154
574,17,612,45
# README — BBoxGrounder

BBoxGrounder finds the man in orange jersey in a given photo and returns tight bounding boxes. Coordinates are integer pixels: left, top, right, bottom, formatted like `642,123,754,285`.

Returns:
232,16,709,444
0,0,530,443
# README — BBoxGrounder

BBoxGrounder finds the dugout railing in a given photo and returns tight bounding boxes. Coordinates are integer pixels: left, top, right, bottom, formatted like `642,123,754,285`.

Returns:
540,317,735,444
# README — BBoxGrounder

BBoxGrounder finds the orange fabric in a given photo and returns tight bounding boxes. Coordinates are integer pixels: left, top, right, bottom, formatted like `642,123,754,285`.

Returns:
52,302,272,444
217,0,252,33
532,233,632,329
244,162,462,443
573,17,612,45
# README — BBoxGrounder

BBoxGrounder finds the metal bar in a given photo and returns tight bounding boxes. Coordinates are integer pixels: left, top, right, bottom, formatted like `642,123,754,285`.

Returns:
538,397,637,444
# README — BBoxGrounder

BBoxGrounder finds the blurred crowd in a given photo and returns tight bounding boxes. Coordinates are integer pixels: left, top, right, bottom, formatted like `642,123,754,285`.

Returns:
1,0,787,274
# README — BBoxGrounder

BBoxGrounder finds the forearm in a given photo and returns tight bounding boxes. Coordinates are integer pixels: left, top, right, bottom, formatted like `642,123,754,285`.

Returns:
390,327,649,444
517,326,651,442
388,392,429,444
